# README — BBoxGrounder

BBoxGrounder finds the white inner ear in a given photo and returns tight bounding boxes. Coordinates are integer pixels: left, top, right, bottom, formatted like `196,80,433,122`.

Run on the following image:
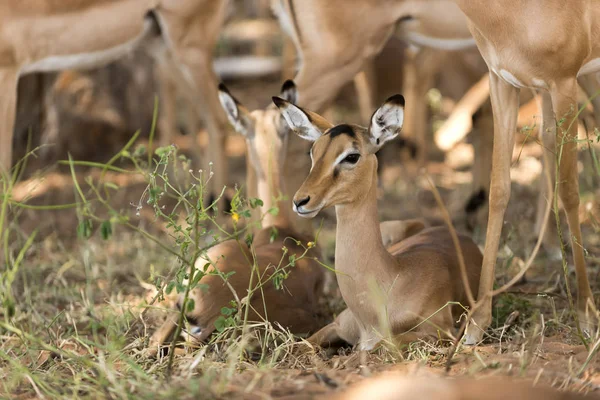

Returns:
370,104,404,146
280,104,321,141
218,91,239,124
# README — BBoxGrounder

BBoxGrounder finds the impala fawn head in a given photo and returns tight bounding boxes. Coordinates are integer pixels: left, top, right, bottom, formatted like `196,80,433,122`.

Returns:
218,80,299,182
272,94,405,217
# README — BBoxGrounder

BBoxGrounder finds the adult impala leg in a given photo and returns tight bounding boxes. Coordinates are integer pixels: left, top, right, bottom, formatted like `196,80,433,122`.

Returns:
353,61,377,124
158,1,230,216
464,73,519,345
402,46,446,166
0,69,19,175
551,79,596,331
535,92,560,259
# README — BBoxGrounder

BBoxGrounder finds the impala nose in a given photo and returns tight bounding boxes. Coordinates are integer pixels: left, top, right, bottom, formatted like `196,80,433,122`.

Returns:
293,196,310,209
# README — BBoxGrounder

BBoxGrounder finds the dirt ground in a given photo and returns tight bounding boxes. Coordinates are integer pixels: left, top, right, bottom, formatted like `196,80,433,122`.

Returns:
3,57,600,398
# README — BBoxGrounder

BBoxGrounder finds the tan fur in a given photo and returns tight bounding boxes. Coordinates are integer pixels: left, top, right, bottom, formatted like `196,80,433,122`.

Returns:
0,0,231,210
452,0,599,344
148,82,324,356
331,374,595,400
276,96,482,350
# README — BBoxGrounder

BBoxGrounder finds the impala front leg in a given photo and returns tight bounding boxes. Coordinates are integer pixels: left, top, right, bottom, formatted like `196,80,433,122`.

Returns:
464,72,519,345
0,69,18,176
551,79,596,332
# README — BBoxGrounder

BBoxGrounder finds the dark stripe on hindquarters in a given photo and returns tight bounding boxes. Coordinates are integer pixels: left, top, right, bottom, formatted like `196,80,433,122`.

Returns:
465,188,487,214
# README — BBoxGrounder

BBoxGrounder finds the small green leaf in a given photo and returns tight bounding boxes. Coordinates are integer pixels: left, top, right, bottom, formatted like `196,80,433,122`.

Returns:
289,254,296,267
77,219,93,239
249,198,264,209
269,227,279,243
186,298,196,312
165,281,176,295
240,209,252,218
221,307,233,316
214,316,228,332
100,220,112,240
268,207,279,216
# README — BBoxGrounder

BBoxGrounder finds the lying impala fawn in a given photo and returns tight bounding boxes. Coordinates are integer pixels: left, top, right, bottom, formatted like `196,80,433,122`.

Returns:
148,81,324,355
273,94,482,350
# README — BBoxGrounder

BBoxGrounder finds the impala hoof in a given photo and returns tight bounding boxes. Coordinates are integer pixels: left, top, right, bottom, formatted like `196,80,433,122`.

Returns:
463,325,484,346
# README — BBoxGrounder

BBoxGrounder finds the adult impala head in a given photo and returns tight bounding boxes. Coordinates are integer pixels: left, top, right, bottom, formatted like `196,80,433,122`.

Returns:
272,94,405,218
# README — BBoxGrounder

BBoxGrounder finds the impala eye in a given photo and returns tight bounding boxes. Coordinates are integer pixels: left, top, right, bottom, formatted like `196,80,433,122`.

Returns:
342,153,360,164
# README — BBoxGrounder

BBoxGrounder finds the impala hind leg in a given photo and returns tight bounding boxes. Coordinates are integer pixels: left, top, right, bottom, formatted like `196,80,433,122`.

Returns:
551,79,596,333
464,73,519,345
535,92,560,259
465,101,493,233
403,47,445,167
0,69,18,176
158,1,230,220
307,308,360,349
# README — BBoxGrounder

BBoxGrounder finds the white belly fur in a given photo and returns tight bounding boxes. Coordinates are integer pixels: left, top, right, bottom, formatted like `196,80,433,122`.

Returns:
20,16,156,75
578,58,600,77
404,31,476,51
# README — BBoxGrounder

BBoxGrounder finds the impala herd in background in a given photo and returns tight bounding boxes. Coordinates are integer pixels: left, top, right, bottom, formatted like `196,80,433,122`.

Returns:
2,0,599,397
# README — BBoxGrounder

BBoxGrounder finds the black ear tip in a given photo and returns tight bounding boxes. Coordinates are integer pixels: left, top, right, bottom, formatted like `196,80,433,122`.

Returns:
281,79,296,92
272,96,287,107
218,82,229,93
386,94,405,107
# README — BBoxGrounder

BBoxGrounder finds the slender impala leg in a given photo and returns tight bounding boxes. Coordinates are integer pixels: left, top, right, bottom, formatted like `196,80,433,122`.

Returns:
464,73,519,345
551,79,596,330
0,69,18,176
155,57,179,149
466,100,493,232
353,61,377,124
159,1,230,217
578,73,600,128
535,92,560,259
402,46,446,166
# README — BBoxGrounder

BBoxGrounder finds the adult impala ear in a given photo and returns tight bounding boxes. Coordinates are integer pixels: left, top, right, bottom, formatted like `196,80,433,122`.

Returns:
218,83,254,137
367,94,405,153
272,97,323,142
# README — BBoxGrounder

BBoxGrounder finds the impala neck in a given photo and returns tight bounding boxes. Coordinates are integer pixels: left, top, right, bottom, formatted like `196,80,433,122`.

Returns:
334,158,396,280
254,155,291,230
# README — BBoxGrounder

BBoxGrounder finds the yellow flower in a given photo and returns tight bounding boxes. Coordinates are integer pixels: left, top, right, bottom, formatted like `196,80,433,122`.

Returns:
231,212,240,223
307,241,315,248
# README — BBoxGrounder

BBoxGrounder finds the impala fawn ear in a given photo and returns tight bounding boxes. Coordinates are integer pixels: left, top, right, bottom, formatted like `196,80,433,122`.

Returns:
272,97,324,142
218,83,254,137
367,94,405,153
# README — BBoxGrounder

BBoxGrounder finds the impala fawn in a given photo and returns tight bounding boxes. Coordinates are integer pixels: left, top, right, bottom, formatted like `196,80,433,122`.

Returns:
273,93,482,350
147,81,324,356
